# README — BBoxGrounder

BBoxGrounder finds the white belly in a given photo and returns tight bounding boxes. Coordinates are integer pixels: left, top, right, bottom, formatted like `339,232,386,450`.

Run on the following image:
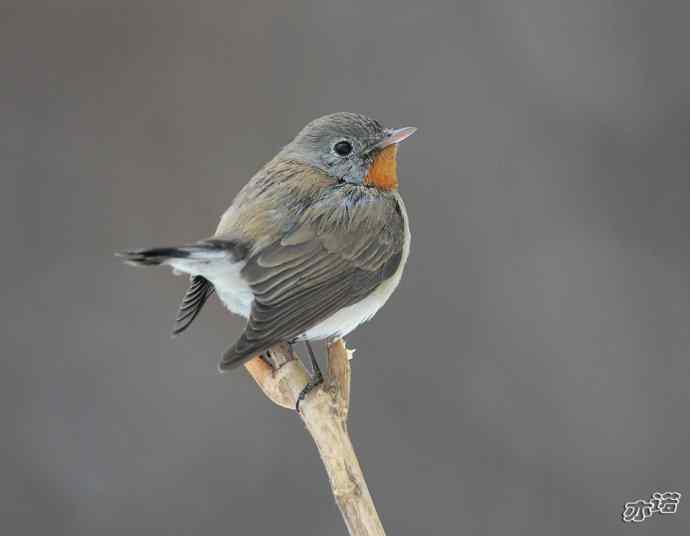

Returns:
298,265,404,340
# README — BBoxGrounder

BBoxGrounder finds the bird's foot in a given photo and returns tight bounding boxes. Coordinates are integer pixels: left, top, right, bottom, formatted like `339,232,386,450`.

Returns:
296,368,324,413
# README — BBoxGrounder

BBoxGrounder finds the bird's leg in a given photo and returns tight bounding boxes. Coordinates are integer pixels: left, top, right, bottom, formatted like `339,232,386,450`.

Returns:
305,340,323,382
296,340,324,412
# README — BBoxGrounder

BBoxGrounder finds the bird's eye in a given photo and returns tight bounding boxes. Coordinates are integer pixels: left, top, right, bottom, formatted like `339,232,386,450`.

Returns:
333,140,353,156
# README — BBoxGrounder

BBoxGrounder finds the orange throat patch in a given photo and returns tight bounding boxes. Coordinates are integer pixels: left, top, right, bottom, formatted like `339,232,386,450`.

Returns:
364,145,398,191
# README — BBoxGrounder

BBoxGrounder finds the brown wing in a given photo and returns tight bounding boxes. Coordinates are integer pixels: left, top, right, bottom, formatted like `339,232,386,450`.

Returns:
219,192,405,369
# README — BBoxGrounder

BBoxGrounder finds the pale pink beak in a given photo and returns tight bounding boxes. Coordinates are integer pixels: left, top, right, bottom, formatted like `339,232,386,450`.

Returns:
373,126,417,150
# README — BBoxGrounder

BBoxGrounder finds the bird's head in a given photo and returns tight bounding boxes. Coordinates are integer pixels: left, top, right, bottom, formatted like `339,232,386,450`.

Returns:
279,112,416,191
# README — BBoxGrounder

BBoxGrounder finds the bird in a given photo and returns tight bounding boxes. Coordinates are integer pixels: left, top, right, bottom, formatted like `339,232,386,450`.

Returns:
118,112,415,395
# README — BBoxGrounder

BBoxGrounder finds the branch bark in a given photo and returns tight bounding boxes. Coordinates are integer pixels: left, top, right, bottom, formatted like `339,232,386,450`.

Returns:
243,340,385,536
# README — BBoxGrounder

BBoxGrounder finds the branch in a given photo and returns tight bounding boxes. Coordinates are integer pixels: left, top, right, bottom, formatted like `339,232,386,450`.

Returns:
243,340,385,536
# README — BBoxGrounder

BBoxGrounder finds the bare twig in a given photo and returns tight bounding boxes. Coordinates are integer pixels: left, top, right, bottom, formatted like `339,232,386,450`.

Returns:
243,340,385,536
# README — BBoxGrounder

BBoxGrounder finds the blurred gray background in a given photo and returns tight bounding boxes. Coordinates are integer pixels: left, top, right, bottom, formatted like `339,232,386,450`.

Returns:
2,1,689,534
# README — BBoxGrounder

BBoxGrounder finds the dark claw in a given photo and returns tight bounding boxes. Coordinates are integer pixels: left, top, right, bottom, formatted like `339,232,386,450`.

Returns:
296,374,324,413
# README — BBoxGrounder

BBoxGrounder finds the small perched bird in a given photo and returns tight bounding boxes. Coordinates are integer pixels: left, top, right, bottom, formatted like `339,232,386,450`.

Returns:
119,112,415,386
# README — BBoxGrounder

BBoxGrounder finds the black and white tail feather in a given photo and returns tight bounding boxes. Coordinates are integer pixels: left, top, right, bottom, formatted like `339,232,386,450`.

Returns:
117,239,271,370
117,243,232,267
172,275,215,336
117,242,240,337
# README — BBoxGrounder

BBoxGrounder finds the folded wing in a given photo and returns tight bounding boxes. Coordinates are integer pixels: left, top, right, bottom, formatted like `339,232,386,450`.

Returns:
219,193,404,369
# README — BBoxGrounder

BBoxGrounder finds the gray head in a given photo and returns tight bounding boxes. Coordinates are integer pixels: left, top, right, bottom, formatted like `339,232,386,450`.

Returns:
279,112,416,190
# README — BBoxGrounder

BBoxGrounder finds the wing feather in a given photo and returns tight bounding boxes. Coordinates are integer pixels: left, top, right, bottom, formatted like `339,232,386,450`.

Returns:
219,190,405,369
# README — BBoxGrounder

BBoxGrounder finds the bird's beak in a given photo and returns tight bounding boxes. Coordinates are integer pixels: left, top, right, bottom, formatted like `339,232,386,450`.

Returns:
372,126,417,151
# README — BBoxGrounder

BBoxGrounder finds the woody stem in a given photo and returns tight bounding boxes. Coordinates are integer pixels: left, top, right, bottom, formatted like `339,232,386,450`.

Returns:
243,340,385,536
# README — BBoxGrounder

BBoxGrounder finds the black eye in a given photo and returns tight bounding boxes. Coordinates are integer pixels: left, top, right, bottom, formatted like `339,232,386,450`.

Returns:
333,140,353,156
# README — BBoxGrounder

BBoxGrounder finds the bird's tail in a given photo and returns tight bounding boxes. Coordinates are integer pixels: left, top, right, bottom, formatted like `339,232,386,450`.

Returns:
116,244,230,267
